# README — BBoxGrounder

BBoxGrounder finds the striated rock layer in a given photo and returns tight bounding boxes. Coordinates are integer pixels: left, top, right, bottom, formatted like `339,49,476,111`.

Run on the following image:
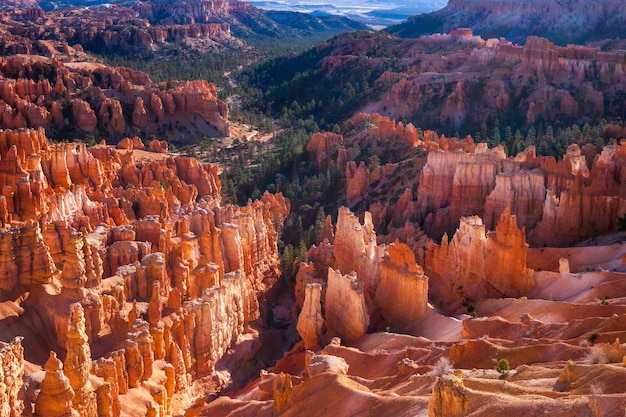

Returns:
0,337,25,417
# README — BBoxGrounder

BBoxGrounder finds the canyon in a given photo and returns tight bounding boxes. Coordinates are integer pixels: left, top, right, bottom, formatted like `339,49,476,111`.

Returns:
196,115,626,417
3,113,626,416
0,0,366,144
0,0,366,57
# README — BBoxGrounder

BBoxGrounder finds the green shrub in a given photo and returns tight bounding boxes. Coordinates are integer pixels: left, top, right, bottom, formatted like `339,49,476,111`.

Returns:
496,358,510,377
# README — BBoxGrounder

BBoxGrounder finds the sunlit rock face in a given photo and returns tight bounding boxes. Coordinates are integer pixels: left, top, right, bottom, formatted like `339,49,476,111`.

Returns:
0,127,288,417
425,209,534,311
297,206,431,343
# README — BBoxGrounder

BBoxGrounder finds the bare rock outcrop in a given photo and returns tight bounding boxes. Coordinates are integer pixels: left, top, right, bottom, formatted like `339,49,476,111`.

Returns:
483,165,546,230
132,97,148,128
183,270,248,376
426,209,534,312
325,268,369,342
307,132,343,169
35,352,79,417
296,283,325,350
428,375,469,417
71,99,97,132
0,220,57,291
272,373,293,414
98,98,126,133
333,207,379,291
169,80,229,132
0,56,230,142
0,127,288,417
149,139,168,154
417,145,506,239
345,161,371,206
0,337,25,417
64,304,97,417
375,241,428,329
304,350,349,377
299,206,432,342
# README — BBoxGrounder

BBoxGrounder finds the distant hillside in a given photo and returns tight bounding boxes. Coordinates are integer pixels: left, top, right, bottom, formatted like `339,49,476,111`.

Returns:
264,10,366,35
0,0,37,7
240,30,626,139
226,6,367,41
388,0,626,46
21,0,367,43
35,0,124,10
0,0,367,57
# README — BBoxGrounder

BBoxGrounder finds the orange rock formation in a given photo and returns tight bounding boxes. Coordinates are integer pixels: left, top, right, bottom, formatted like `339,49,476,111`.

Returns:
296,283,325,350
298,207,431,340
0,56,229,143
0,127,288,417
426,209,534,313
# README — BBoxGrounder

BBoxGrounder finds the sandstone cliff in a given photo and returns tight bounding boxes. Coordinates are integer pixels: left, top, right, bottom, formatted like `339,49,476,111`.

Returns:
0,3,233,56
416,144,507,239
409,140,626,246
425,209,534,313
0,0,365,61
274,30,626,135
0,337,25,417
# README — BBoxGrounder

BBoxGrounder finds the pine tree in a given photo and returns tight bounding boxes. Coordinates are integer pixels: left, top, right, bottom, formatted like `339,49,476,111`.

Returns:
296,239,308,263
368,154,381,171
503,126,513,147
511,129,524,155
479,122,488,144
526,127,537,146
281,244,295,269
313,207,326,242
489,125,501,148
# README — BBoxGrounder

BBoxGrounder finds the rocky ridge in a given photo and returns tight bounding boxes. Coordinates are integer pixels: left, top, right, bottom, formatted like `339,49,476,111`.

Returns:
2,98,626,417
190,116,626,415
255,30,626,135
0,4,235,55
2,4,626,416
370,31,626,132
200,198,626,416
311,113,626,253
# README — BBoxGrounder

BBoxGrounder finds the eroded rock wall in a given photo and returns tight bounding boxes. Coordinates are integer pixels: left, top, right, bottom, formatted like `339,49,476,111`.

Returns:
0,127,287,417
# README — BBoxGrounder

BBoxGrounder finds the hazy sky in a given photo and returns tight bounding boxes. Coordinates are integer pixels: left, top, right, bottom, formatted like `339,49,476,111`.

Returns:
249,0,447,14
249,0,447,26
